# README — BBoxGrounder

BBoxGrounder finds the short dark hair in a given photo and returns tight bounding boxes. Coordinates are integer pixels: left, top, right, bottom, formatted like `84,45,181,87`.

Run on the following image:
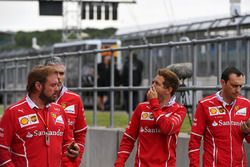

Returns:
26,65,57,94
221,67,244,82
157,68,180,96
44,56,64,66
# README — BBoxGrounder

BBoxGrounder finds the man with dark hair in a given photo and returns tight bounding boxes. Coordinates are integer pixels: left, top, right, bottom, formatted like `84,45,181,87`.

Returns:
189,66,250,167
114,68,186,167
0,65,79,167
45,56,87,167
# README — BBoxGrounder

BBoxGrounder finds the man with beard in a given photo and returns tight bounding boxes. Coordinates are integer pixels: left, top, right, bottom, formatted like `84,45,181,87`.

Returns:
114,68,186,167
0,65,79,167
45,56,87,167
189,67,250,167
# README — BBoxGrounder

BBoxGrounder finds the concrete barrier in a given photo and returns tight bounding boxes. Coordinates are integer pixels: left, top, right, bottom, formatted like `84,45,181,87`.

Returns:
81,127,250,167
176,133,190,167
82,127,119,167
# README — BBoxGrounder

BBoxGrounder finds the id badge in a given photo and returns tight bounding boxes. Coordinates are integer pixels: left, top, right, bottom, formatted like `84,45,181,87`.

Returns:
45,134,50,146
45,128,50,146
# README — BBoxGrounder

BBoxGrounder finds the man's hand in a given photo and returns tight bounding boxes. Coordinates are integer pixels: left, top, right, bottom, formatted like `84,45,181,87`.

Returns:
66,142,80,159
241,119,250,135
147,86,158,100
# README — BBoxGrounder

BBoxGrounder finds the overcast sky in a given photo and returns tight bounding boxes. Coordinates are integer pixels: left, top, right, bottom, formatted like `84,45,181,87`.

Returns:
0,0,250,32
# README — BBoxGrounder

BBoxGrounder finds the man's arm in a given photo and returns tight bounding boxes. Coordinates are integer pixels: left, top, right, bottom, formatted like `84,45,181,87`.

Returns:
146,85,186,135
149,98,186,135
188,102,206,167
241,118,250,143
73,97,87,166
0,108,15,167
114,105,141,167
61,109,75,167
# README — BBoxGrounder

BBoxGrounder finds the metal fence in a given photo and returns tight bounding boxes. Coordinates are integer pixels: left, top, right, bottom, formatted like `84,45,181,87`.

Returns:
1,35,250,127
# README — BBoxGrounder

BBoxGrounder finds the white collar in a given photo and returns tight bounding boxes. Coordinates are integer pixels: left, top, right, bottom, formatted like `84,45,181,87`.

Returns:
161,95,176,108
56,86,68,103
215,91,235,107
26,95,50,109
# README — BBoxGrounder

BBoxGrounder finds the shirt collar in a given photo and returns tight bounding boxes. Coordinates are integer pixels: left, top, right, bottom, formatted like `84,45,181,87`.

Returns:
26,95,50,109
215,91,235,107
56,86,67,103
162,95,176,108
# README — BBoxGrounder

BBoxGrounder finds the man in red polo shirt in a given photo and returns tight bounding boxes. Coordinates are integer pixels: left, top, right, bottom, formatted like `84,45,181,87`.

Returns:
189,67,250,167
45,57,87,167
114,68,186,167
0,65,79,167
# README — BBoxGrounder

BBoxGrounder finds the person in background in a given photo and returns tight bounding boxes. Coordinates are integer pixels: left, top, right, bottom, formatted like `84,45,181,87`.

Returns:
122,53,143,113
114,68,186,167
189,66,250,167
97,55,120,110
45,57,87,167
0,65,79,167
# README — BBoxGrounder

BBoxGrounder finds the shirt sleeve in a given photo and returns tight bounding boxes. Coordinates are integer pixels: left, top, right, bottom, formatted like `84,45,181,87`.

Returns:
114,105,141,167
149,98,186,135
243,106,250,143
0,108,16,167
188,101,207,167
61,109,75,167
74,97,87,167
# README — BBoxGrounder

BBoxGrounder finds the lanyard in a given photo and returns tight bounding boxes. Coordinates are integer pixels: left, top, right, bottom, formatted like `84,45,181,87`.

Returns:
37,108,50,146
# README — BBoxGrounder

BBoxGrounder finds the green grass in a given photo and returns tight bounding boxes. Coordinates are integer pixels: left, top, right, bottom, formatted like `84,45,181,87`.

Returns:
0,105,3,116
0,106,191,133
181,115,192,133
85,111,129,128
85,110,191,133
